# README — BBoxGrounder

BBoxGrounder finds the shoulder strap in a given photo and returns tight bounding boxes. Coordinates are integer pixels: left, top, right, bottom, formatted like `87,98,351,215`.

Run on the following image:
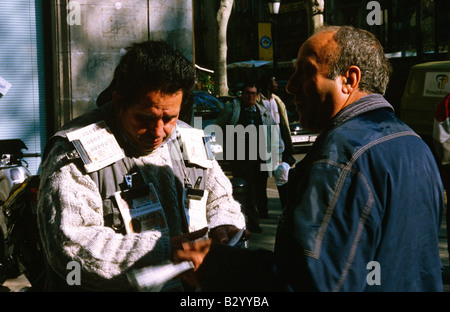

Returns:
167,131,208,190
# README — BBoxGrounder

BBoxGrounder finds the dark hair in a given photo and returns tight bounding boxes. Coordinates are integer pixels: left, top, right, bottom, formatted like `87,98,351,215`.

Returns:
241,80,259,93
112,40,196,110
259,71,275,91
318,25,392,95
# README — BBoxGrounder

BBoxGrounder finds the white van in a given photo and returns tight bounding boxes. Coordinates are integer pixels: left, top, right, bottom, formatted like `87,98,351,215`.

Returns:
400,60,450,143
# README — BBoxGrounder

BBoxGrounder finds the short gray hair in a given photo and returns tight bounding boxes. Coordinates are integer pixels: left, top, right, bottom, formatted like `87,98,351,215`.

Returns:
317,25,392,95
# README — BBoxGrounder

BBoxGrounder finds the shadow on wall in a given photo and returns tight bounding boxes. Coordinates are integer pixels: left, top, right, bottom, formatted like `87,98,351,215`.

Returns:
65,1,194,120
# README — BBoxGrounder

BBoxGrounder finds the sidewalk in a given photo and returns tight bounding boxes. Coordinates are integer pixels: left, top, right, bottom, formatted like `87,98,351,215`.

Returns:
244,178,280,252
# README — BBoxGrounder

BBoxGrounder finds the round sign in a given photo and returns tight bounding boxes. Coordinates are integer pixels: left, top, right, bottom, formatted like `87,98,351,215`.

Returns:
260,36,272,49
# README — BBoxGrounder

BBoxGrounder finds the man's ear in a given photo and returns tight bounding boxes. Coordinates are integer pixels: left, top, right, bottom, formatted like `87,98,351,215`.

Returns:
341,66,361,94
112,91,122,113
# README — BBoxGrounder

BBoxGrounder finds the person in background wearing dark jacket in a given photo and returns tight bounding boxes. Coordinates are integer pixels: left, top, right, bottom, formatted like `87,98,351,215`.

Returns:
215,82,283,233
175,25,445,292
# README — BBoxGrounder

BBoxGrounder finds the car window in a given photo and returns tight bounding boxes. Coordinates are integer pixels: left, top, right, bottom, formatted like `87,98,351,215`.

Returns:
194,101,221,113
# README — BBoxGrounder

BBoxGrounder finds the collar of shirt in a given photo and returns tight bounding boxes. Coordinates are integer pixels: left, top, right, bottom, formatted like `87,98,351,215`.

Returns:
244,105,257,112
260,93,273,101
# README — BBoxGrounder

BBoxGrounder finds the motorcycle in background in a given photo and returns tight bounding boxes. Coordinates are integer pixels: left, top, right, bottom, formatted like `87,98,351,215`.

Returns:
0,139,32,206
0,139,43,289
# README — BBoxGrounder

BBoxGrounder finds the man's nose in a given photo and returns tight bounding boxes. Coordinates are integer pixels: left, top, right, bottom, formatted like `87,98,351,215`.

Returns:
286,79,295,95
150,119,165,137
286,74,300,95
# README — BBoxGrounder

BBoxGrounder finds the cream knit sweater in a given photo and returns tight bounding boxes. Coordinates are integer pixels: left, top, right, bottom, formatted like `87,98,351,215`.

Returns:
37,120,245,291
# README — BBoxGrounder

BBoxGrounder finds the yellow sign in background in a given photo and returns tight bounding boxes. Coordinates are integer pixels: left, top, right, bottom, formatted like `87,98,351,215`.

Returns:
258,22,273,61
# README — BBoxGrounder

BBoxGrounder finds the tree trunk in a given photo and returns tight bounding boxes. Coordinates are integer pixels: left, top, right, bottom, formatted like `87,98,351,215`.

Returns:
305,0,325,36
214,0,233,96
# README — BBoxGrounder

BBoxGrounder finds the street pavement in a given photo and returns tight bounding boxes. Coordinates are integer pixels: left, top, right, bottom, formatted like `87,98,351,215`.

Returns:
2,153,450,291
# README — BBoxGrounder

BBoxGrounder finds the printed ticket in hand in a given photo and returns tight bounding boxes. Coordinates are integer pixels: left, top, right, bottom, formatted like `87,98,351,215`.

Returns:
66,121,125,173
128,261,194,292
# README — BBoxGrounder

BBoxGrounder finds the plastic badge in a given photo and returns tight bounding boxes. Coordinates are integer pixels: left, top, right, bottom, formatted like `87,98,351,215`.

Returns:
177,127,213,168
66,121,125,173
114,183,169,235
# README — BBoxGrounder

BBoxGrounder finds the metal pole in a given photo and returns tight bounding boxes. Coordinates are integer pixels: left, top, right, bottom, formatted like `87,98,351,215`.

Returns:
273,15,278,73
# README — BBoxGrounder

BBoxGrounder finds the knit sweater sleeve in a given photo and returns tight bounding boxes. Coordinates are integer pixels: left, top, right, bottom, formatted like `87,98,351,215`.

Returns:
37,139,171,291
204,160,246,230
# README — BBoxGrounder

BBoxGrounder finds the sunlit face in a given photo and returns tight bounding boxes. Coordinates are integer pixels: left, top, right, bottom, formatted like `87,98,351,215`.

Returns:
286,31,342,132
116,90,182,154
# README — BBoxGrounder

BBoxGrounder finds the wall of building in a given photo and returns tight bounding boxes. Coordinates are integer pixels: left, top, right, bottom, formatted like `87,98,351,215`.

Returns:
51,0,193,130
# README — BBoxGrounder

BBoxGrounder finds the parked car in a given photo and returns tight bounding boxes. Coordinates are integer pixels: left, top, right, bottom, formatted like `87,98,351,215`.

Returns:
400,60,450,146
289,122,318,150
192,91,224,129
217,95,236,106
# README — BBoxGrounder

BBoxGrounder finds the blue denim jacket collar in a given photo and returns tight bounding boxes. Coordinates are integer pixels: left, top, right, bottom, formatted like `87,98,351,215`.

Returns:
329,94,394,130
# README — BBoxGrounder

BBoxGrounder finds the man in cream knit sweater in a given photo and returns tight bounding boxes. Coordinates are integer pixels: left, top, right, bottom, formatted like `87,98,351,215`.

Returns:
37,41,246,291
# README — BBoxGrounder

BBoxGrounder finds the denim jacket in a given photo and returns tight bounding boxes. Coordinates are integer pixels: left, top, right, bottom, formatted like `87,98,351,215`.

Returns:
275,94,444,291
198,94,444,292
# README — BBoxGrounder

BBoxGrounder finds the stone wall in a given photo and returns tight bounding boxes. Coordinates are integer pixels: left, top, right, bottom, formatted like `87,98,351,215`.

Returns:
52,0,193,130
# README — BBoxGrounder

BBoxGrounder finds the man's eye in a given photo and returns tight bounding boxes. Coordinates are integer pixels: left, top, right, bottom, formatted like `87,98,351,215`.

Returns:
163,116,175,123
135,113,177,124
136,115,155,123
303,64,317,75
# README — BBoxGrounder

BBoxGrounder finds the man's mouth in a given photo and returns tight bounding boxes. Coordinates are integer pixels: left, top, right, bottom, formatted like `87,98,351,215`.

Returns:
142,138,162,146
139,135,165,149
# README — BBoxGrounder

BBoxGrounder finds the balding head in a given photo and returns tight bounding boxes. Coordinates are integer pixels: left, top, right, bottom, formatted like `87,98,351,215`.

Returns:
286,26,390,132
316,26,392,95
